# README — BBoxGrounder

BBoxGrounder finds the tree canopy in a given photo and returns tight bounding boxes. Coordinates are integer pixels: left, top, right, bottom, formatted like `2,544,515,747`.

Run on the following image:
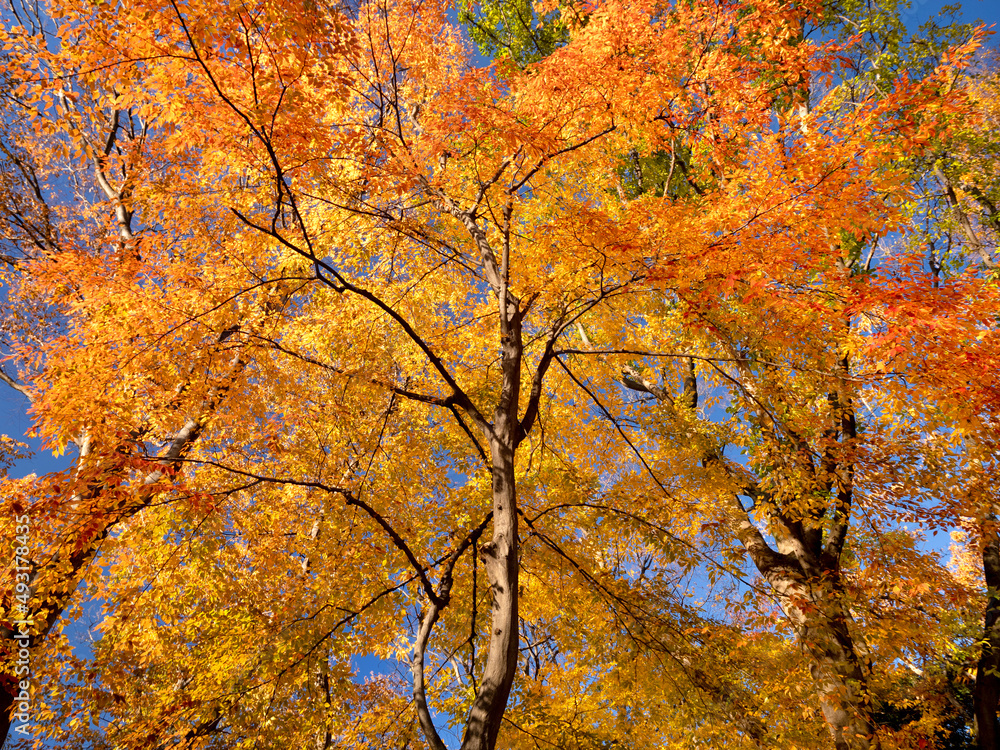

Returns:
0,0,997,748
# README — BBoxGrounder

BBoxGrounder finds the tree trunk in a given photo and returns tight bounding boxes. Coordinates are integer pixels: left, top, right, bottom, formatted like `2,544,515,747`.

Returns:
797,593,878,750
772,570,878,749
736,516,879,750
976,519,1000,750
460,321,523,750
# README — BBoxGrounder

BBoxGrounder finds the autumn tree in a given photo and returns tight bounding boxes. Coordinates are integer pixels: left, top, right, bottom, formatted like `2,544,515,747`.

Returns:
881,47,1000,748
0,0,990,748
453,1,992,748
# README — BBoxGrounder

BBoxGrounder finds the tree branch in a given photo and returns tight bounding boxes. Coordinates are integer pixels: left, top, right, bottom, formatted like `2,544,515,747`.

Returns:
0,367,30,400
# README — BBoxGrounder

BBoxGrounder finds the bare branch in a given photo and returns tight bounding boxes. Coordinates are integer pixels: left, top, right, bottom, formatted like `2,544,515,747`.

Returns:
0,367,30,400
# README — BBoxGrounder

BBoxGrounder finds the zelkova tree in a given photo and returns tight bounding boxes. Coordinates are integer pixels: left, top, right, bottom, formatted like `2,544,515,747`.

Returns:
874,50,1000,749
956,58,1000,750
485,3,1000,748
0,0,984,748
460,2,991,747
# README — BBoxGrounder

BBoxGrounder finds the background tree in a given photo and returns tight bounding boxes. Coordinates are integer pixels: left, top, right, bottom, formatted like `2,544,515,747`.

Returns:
450,1,993,747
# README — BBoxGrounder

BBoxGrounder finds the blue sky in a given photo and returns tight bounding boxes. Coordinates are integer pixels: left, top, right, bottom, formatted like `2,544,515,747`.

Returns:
918,0,999,29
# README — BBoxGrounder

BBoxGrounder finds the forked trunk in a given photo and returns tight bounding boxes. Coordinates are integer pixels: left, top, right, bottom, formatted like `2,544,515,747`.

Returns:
741,530,879,750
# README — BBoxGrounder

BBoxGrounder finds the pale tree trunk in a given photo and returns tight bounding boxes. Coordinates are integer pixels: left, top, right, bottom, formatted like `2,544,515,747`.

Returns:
737,520,879,750
621,349,880,748
0,299,280,747
0,97,260,746
674,339,880,750
793,581,877,750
